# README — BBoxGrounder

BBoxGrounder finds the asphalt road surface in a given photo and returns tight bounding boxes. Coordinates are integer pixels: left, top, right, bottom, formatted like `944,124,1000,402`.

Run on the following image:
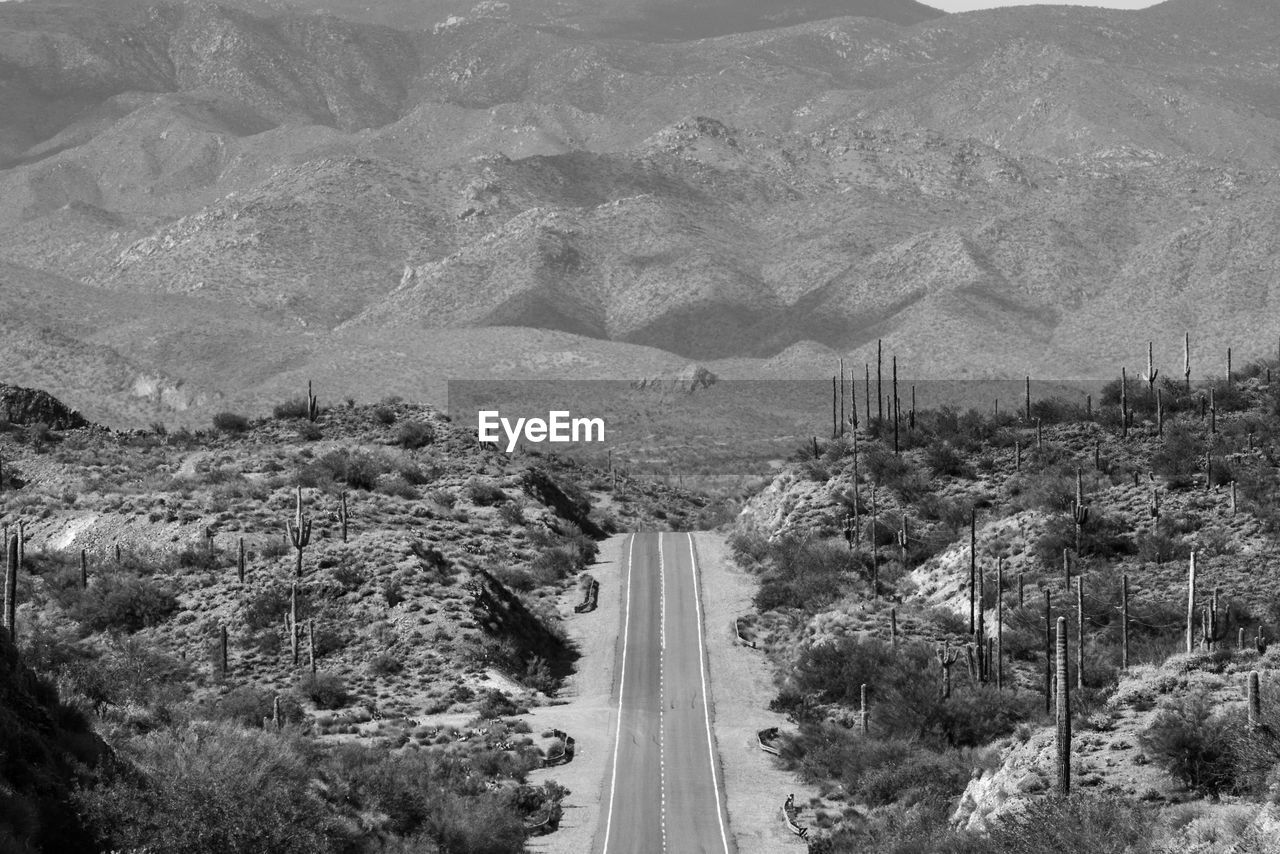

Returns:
596,532,734,854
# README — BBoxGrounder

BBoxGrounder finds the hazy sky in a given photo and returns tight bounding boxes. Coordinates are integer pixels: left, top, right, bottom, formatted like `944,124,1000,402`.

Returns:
930,0,1159,10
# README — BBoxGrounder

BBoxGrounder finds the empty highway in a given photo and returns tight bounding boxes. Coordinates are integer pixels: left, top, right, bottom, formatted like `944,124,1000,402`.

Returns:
595,532,735,854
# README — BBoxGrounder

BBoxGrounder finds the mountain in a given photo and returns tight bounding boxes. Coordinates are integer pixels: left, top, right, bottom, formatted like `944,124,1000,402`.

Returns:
1,0,1280,426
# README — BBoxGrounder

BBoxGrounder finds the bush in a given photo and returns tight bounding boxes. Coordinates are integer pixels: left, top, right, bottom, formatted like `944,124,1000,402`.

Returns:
76,575,179,633
212,412,250,433
984,793,1154,854
372,406,397,425
273,399,311,420
297,673,351,710
1140,691,1239,796
199,687,305,728
924,441,972,478
368,653,404,676
753,537,861,612
1152,426,1202,488
466,482,508,506
396,421,434,449
476,689,523,719
75,722,338,854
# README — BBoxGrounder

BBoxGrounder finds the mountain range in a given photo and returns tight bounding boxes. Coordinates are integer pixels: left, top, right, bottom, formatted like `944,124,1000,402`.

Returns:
2,0,1279,426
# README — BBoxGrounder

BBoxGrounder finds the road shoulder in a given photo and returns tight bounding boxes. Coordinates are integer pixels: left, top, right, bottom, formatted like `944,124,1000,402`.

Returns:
694,530,816,853
526,532,627,854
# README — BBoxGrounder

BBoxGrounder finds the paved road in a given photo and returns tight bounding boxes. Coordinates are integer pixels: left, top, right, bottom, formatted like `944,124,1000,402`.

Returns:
596,532,734,854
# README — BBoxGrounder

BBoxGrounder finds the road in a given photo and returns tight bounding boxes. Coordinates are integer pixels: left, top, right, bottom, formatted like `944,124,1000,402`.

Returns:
596,532,734,854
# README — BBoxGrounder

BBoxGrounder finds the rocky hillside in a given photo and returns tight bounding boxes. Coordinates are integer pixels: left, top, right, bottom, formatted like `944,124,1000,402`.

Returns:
729,349,1280,851
0,383,709,852
3,0,1280,426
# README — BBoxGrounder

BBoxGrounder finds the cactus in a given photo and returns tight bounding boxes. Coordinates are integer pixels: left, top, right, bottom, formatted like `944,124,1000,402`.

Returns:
1121,574,1130,671
3,534,16,641
1143,340,1159,396
286,485,313,578
892,355,900,455
1186,551,1197,655
1210,387,1217,434
1185,331,1192,391
1063,547,1070,592
1248,670,1261,729
219,624,229,676
1258,627,1269,655
896,515,909,569
1157,388,1164,436
1231,480,1237,515
996,557,1005,690
977,563,987,683
1227,347,1233,389
1056,616,1071,796
1014,440,1021,471
1044,589,1053,715
1018,571,1025,607
839,358,846,435
831,375,838,438
237,537,246,583
306,380,319,423
937,641,961,699
290,582,300,666
272,695,282,730
859,683,869,735
1121,366,1129,438
864,363,872,426
849,364,858,429
890,607,898,649
1076,576,1085,690
80,548,88,589
1036,418,1043,450
876,340,883,424
1072,469,1089,555
309,618,317,677
969,507,977,635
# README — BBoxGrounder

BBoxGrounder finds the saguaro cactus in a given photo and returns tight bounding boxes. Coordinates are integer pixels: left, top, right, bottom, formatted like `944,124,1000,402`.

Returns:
890,607,898,649
1044,589,1053,715
3,534,16,641
937,641,961,699
1072,470,1089,555
896,516,909,569
80,548,88,589
1121,574,1130,671
286,486,313,579
290,582,300,666
876,340,883,423
1056,616,1071,796
306,380,319,423
1186,551,1197,655
1184,331,1192,391
1121,367,1129,438
892,355,900,454
1248,670,1261,728
1144,340,1159,397
309,618,317,677
237,537,246,583
1076,576,1085,690
219,625,229,676
859,683,870,735
969,508,977,635
996,557,1005,690
340,491,350,545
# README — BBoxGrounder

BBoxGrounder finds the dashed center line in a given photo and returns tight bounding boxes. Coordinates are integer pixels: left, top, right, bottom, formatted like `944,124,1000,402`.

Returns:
658,532,669,853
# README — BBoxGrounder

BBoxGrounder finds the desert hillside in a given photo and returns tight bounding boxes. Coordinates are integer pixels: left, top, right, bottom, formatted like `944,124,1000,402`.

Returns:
727,348,1280,851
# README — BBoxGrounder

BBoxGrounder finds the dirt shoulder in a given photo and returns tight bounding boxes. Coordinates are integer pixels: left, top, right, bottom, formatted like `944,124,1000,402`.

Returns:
526,532,627,854
694,531,817,853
